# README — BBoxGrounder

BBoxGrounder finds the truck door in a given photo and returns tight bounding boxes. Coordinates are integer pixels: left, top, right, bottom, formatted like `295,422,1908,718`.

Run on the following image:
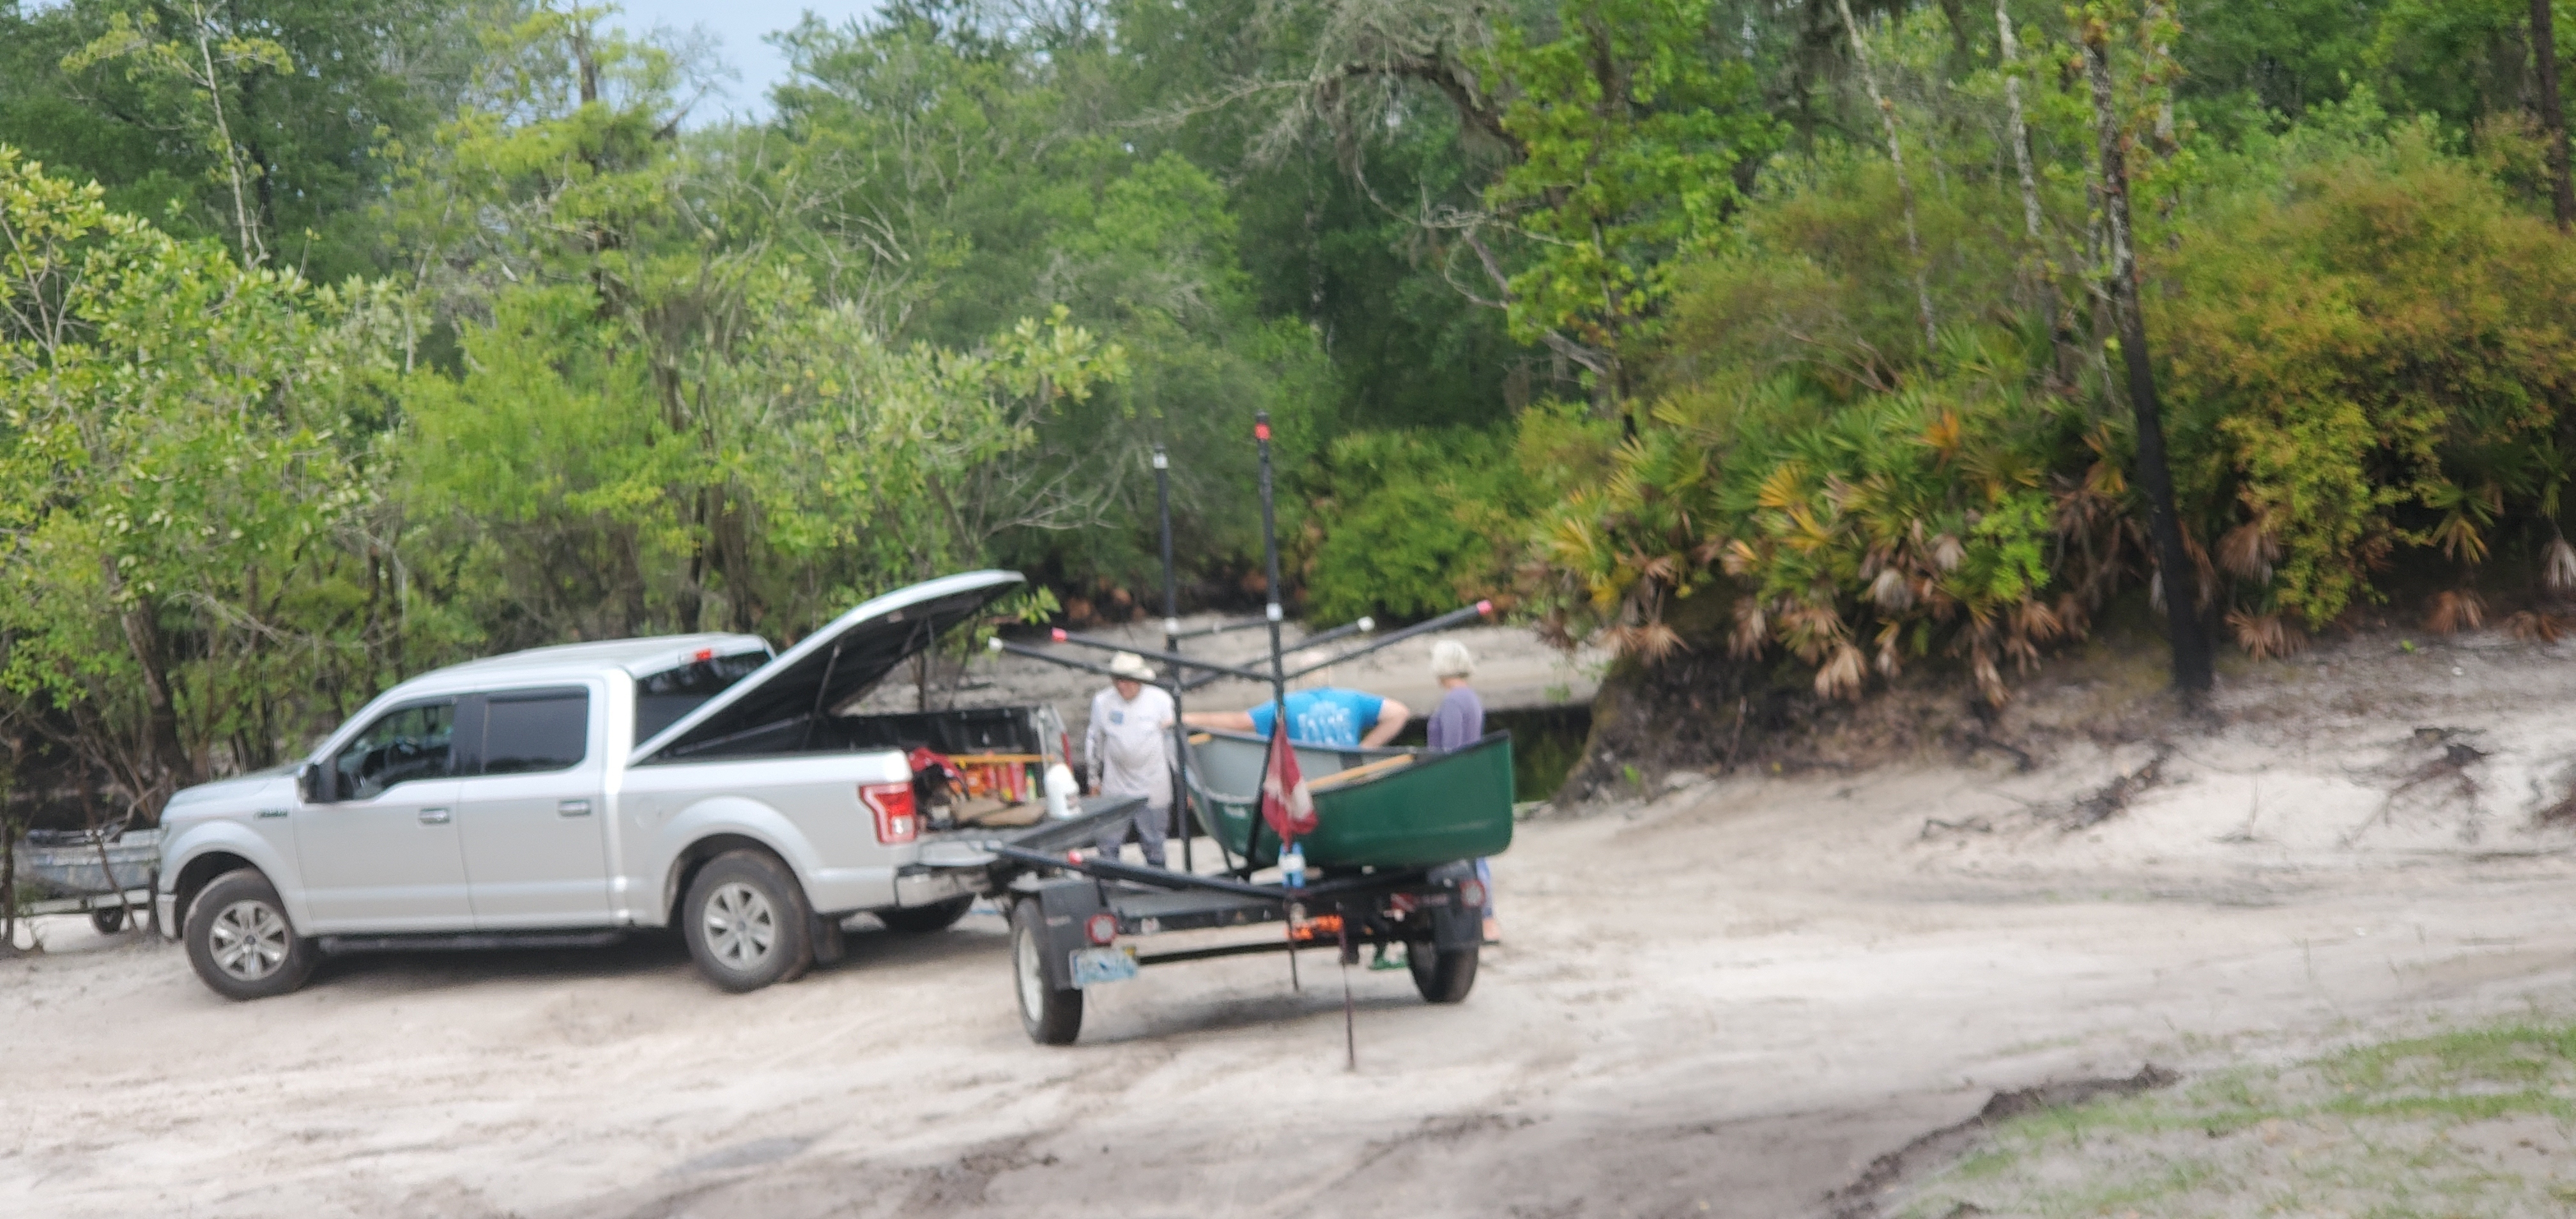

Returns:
454,686,612,928
295,700,470,931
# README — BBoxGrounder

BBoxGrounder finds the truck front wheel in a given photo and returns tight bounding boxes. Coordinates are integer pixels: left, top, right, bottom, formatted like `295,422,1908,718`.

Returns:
683,850,813,993
185,870,316,1000
1408,940,1479,1004
1010,900,1083,1045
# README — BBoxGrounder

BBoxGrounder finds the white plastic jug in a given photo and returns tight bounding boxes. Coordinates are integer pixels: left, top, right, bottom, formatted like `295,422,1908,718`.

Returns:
1044,762,1078,819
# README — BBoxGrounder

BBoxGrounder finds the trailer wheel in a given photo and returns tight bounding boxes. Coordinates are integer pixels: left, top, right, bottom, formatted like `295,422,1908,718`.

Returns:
1408,941,1479,1004
878,894,974,933
1010,900,1083,1045
682,850,813,993
185,870,316,1000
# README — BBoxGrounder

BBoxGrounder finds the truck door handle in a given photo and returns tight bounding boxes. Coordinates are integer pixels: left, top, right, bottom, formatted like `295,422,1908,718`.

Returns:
418,807,452,825
556,799,593,818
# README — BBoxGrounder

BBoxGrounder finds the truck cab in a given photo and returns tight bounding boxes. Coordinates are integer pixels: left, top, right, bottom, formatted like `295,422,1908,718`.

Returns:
157,571,1077,999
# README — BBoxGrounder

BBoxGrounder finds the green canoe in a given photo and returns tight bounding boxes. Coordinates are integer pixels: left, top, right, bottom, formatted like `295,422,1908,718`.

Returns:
1183,729,1515,870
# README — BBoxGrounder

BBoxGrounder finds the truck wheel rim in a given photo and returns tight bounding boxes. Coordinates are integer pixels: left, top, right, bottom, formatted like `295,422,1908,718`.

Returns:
703,882,776,969
209,900,289,981
1015,921,1045,1020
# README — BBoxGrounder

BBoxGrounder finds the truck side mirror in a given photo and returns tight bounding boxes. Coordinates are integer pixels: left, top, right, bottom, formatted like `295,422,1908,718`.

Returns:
295,761,326,804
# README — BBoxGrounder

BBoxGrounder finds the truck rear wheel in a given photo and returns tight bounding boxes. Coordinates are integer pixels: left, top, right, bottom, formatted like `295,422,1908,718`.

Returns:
878,894,974,933
683,850,813,993
185,870,316,1000
1408,940,1478,1004
1010,900,1083,1045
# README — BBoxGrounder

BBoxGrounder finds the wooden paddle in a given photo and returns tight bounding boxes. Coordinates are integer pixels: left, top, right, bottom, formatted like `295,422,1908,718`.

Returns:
1307,753,1415,790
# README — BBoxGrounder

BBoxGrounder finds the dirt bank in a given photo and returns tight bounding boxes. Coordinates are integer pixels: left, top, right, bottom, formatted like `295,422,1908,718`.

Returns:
7,630,2576,1218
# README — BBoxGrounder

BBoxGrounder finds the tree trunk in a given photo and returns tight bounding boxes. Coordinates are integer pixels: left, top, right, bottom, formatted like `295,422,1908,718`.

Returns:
2082,29,2212,698
105,559,195,813
2535,0,2576,230
1836,0,1938,351
1997,3,2044,245
3,816,17,954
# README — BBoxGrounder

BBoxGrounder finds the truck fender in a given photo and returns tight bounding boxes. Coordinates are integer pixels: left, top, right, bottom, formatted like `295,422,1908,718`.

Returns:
160,822,312,937
646,795,827,926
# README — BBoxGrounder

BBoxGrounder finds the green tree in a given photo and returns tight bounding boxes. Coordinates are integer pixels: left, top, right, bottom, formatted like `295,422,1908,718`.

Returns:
393,3,1124,644
3,0,488,281
1477,0,1781,407
0,148,422,815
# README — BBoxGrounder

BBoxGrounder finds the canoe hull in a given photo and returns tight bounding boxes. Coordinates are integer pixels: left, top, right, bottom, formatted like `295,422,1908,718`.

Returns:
1186,731,1514,868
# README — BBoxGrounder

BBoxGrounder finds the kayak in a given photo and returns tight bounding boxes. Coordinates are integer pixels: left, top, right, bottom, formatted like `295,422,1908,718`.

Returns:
1183,728,1514,870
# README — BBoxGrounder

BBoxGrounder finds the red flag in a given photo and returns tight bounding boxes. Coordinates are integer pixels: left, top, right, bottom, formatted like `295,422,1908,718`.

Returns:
1259,716,1316,841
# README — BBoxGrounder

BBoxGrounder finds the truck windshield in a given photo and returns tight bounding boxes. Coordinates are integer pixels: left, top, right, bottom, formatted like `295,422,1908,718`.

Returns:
634,651,769,744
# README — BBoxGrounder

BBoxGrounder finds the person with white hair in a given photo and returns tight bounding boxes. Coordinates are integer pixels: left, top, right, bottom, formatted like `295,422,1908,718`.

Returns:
1423,638,1484,753
1424,637,1499,947
1085,652,1175,868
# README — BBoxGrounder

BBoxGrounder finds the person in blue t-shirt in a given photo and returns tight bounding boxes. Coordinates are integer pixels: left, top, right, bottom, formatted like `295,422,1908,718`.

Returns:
1183,686,1410,748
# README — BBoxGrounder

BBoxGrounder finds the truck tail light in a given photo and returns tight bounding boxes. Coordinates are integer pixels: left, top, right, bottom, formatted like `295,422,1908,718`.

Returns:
1084,912,1119,945
1457,877,1487,910
860,782,918,844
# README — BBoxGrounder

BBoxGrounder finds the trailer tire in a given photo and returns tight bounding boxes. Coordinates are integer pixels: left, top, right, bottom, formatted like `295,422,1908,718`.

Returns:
1011,900,1083,1045
185,870,316,1000
1408,941,1478,1004
682,850,813,993
878,894,974,933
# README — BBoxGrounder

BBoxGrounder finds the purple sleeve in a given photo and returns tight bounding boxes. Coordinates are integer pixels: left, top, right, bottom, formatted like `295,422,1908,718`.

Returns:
1425,688,1484,753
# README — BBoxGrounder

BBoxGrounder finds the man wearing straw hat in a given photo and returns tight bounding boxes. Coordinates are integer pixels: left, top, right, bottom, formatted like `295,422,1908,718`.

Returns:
1085,652,1176,868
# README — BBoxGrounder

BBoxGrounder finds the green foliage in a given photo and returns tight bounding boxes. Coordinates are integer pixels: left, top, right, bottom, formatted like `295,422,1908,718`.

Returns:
1300,417,1597,623
2175,0,2393,121
14,0,2576,811
390,8,1126,644
2156,119,2576,630
0,0,486,282
772,12,1335,587
0,146,440,806
1534,332,2098,702
1479,0,1781,360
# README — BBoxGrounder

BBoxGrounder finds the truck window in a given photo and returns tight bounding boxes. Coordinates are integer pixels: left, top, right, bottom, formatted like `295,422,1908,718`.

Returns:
332,702,456,801
480,689,591,774
634,650,768,743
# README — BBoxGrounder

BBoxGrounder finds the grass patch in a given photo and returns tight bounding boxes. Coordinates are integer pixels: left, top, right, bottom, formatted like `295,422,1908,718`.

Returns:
1890,1015,2576,1218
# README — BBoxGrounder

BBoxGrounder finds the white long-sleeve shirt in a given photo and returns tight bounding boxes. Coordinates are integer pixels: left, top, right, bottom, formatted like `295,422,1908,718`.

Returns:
1084,685,1175,809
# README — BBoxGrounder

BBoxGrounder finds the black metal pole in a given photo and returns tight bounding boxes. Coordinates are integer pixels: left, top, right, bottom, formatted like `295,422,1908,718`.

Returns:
1338,918,1357,1071
1252,412,1288,885
1041,630,1271,683
1172,615,1270,641
1278,602,1491,680
1178,602,1485,691
1155,445,1192,873
1176,616,1374,693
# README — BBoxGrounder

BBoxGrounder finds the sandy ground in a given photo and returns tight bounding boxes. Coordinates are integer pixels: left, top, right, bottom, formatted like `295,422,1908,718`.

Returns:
9,631,2576,1218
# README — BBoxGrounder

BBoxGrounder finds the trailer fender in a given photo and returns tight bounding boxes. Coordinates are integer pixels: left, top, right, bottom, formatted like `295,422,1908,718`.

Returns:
1425,859,1483,950
1025,878,1108,991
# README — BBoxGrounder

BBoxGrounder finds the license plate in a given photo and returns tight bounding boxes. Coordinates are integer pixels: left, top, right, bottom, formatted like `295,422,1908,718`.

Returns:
1070,946,1139,988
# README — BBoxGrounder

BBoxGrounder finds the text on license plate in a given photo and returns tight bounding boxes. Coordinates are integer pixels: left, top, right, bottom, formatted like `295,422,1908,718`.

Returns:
1070,946,1139,988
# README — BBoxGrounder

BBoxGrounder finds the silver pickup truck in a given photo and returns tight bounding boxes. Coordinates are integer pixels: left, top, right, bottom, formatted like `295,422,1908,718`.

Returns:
155,571,1092,999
